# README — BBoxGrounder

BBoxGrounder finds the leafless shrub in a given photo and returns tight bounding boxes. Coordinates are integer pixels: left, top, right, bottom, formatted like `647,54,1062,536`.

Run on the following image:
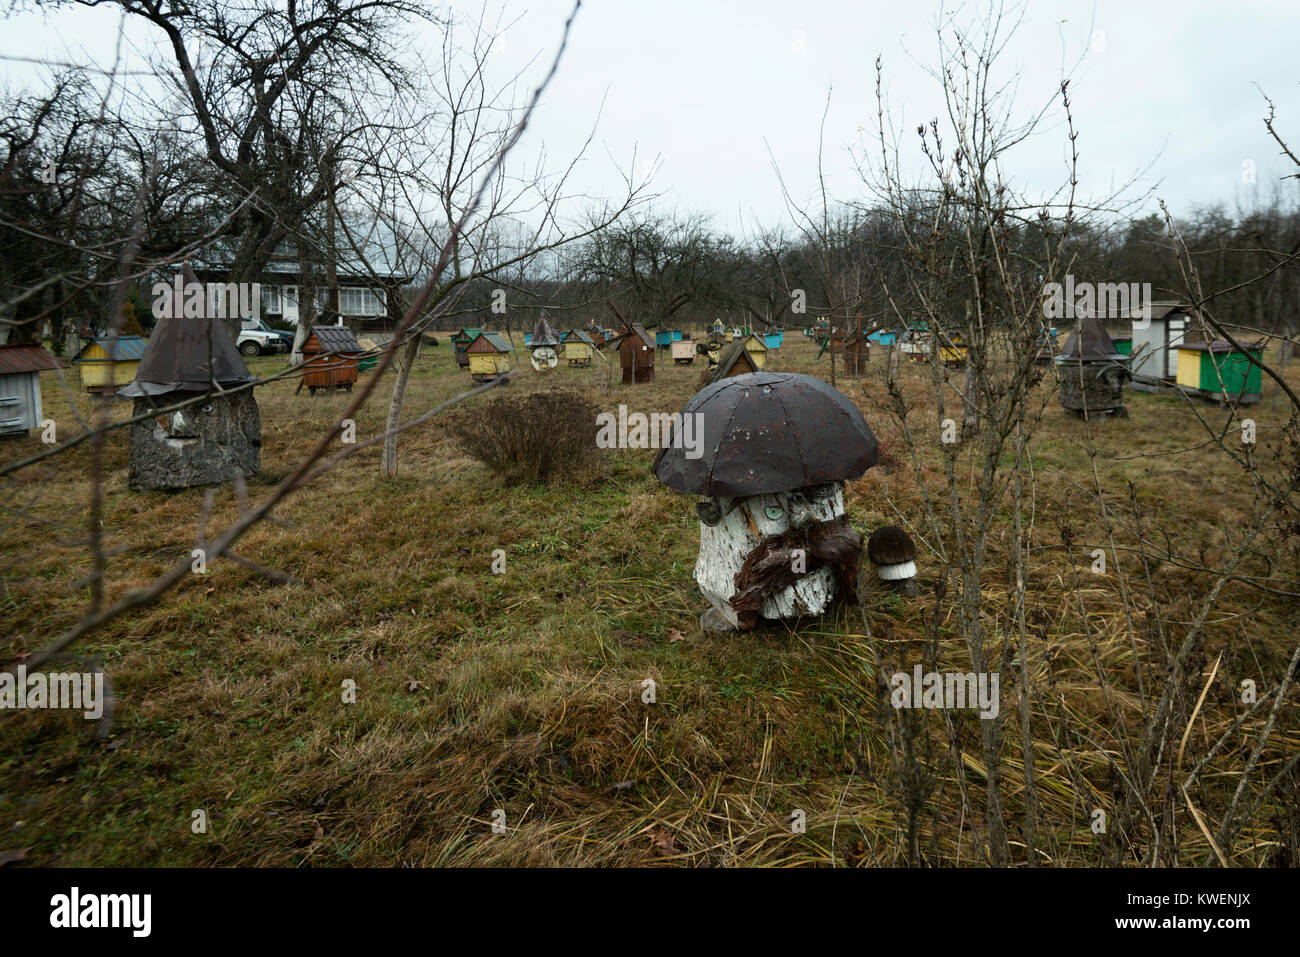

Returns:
446,390,606,486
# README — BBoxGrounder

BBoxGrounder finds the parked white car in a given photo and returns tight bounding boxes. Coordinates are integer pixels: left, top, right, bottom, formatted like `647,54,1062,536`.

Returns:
237,319,292,357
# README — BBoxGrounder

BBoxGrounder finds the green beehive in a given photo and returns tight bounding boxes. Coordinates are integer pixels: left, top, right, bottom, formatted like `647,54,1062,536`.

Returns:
1175,341,1264,404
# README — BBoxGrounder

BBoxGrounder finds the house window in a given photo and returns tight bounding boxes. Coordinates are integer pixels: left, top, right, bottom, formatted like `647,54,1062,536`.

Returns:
338,286,385,317
261,285,281,315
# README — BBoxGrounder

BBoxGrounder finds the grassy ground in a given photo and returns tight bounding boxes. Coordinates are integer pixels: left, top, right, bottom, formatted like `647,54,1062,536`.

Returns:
1,335,1296,866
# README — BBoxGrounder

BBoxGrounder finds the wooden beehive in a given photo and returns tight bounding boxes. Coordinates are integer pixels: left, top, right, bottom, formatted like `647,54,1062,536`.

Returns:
299,325,363,395
840,333,870,376
465,332,514,382
72,335,148,393
1175,340,1264,404
671,339,696,365
618,323,655,384
451,328,481,368
741,334,768,370
560,329,596,366
0,343,60,437
701,339,757,384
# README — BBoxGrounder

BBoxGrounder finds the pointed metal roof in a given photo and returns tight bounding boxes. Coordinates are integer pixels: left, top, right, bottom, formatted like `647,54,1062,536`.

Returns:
119,263,256,397
529,314,560,348
1057,313,1124,362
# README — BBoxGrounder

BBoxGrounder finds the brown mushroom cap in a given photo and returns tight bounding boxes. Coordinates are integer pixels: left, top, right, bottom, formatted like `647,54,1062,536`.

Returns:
867,526,916,566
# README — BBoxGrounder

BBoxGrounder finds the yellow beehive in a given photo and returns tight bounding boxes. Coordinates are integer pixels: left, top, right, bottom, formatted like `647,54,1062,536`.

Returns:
561,329,596,367
742,333,768,370
465,332,514,381
72,336,148,393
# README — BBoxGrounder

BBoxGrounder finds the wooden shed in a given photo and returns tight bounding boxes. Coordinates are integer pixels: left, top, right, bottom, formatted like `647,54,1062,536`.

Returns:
72,335,148,393
466,332,514,382
0,343,60,438
451,328,482,368
300,325,364,395
617,323,656,384
1175,340,1265,404
560,329,596,367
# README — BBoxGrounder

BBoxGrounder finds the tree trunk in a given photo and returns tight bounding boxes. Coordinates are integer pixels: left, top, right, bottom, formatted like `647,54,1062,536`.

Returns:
381,334,422,477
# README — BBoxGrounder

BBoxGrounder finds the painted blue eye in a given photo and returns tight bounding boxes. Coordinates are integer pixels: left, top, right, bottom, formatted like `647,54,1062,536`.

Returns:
764,506,784,521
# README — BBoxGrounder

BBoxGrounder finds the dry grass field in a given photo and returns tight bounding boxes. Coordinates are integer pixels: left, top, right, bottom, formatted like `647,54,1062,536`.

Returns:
2,335,1297,866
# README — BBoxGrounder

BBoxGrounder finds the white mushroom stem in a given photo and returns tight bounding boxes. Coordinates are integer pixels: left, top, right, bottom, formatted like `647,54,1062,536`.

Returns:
876,560,917,582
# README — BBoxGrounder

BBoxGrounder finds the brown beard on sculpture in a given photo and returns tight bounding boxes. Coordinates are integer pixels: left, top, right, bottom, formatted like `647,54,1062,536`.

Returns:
728,514,863,630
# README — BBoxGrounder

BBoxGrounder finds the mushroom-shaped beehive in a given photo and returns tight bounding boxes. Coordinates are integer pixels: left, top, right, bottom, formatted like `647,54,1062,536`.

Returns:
653,371,878,496
653,372,879,631
868,525,918,595
1055,312,1129,420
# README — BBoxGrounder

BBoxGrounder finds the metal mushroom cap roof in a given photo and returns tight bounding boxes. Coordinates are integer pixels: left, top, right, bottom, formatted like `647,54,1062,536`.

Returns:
653,371,879,497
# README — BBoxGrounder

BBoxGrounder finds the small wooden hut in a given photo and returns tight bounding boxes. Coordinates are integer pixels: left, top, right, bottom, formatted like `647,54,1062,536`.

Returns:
72,335,148,394
466,332,514,382
0,343,60,438
119,264,260,491
1175,340,1265,405
741,333,768,370
560,329,596,367
617,323,656,384
451,328,482,368
300,325,363,395
702,339,758,385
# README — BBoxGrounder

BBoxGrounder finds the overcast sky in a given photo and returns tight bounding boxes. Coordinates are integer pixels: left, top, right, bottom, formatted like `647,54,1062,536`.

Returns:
5,0,1299,240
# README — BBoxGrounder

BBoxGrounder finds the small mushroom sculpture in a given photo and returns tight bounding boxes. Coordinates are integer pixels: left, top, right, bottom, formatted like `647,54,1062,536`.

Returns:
867,526,919,596
653,371,879,632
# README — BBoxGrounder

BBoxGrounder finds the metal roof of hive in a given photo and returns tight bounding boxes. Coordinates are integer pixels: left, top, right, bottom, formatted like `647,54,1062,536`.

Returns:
653,371,879,497
529,315,560,348
73,335,148,362
307,325,363,353
0,342,61,374
118,263,255,397
467,331,514,352
1057,313,1125,362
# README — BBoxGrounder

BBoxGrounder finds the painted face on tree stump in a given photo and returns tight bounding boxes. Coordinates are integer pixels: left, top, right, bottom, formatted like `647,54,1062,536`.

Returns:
653,372,879,632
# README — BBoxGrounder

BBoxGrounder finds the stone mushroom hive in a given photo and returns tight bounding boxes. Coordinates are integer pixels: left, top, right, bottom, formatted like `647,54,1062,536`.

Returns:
653,371,879,631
